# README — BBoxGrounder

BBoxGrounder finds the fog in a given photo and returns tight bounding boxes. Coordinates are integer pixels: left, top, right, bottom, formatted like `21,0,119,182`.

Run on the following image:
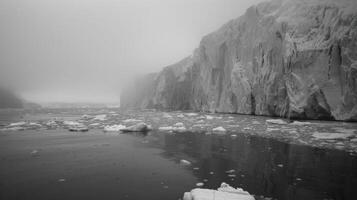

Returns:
0,0,264,104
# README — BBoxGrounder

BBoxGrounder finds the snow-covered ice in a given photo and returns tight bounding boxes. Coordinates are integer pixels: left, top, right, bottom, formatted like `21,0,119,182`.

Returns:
312,132,354,140
180,159,192,166
212,127,227,132
122,118,142,123
104,124,126,132
266,119,288,125
183,182,254,200
93,114,107,121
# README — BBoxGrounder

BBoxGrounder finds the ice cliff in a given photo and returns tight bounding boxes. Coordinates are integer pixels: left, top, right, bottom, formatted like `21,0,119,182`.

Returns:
121,0,357,121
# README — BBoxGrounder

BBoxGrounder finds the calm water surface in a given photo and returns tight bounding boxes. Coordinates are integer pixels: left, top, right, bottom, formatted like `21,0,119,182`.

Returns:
1,128,356,200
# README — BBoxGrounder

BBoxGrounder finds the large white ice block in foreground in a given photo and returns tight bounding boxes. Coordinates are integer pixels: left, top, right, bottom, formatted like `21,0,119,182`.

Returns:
183,182,255,200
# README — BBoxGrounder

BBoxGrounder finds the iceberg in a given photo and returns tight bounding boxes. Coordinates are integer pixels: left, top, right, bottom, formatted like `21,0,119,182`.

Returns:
212,127,227,132
183,182,254,200
93,114,107,121
312,132,354,140
120,122,151,132
266,119,288,125
104,124,126,132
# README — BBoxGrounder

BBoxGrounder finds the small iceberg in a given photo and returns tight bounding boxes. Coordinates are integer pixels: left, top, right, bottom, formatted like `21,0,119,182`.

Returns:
212,127,227,132
183,182,254,200
93,114,107,121
180,159,192,166
63,121,81,126
174,122,184,127
266,119,288,125
206,115,214,120
312,132,354,140
122,119,142,123
121,122,151,132
177,114,185,118
68,124,89,132
8,122,27,127
104,124,126,132
186,113,198,117
290,121,312,126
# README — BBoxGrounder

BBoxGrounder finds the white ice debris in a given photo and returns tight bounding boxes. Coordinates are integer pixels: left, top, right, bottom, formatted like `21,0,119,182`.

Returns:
1,126,25,131
332,127,356,134
31,150,39,155
230,134,237,137
28,122,42,127
212,127,227,132
120,122,151,132
177,114,185,118
225,169,235,173
68,124,89,132
196,182,204,187
290,121,312,125
46,120,57,127
89,123,100,126
267,128,280,132
183,182,254,200
81,114,92,120
93,114,107,121
266,119,288,125
312,132,354,140
8,122,27,127
186,113,199,117
174,122,184,127
63,121,81,126
205,115,214,120
180,159,192,166
159,126,174,131
122,118,142,123
252,121,260,125
159,125,187,132
163,113,173,118
104,124,126,132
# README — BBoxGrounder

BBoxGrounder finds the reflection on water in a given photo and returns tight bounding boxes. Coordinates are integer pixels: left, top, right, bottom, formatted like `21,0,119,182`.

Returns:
141,131,357,200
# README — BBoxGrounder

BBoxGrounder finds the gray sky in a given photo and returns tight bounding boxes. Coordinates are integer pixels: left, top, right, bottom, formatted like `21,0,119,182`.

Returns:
0,0,264,104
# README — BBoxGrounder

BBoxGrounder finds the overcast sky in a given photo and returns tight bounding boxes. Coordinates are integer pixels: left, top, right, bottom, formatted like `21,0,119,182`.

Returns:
0,0,264,104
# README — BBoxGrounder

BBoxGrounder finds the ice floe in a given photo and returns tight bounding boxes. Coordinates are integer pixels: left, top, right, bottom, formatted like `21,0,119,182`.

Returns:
93,114,107,121
290,121,312,126
196,182,204,187
121,122,151,132
186,113,198,117
104,124,126,132
212,127,227,132
177,114,185,118
183,182,254,200
63,121,81,126
206,115,214,120
122,118,142,123
68,124,89,132
8,122,27,127
312,132,354,140
180,159,192,166
266,119,288,125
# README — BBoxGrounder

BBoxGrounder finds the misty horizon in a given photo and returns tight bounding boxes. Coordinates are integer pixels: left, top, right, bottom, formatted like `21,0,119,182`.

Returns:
0,0,264,104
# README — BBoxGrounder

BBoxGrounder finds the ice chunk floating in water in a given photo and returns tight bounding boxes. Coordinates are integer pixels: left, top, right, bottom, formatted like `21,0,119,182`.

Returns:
104,124,126,132
183,182,254,200
312,132,354,140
